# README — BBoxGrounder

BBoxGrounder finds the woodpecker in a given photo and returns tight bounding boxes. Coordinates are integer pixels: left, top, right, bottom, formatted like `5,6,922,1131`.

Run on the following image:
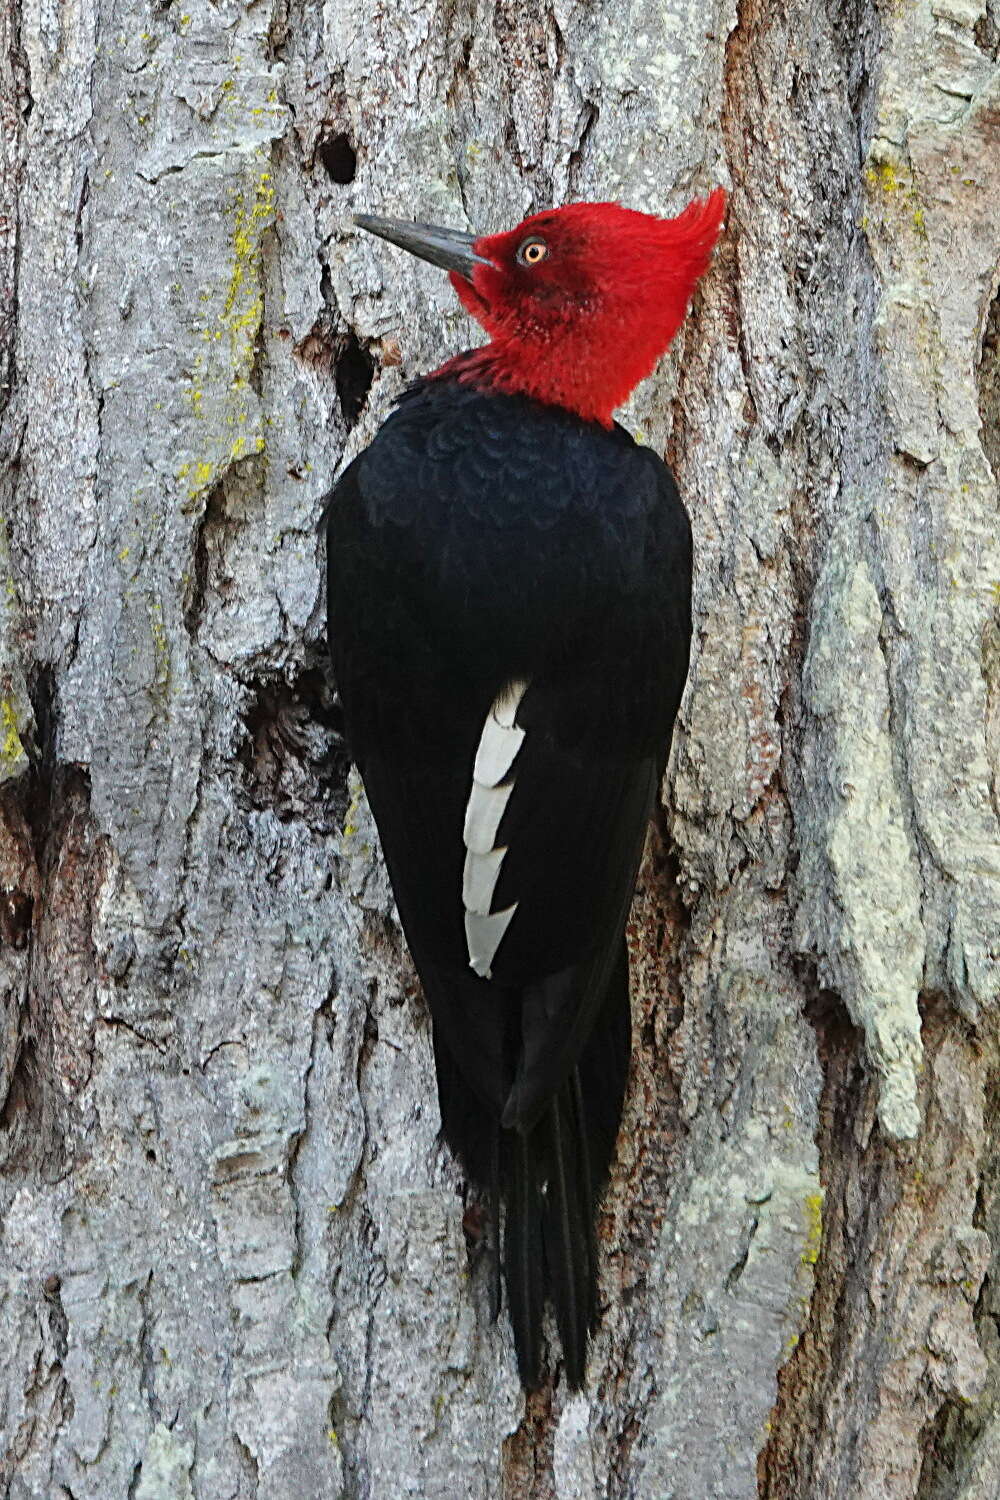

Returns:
323,192,724,1389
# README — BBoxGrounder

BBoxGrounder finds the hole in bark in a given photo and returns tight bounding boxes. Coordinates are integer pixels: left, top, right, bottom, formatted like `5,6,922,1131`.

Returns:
976,287,1000,481
335,333,375,426
318,131,357,184
237,656,349,832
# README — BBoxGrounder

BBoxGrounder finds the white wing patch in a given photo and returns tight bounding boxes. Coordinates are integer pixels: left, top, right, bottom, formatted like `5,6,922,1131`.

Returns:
464,909,518,979
462,680,528,978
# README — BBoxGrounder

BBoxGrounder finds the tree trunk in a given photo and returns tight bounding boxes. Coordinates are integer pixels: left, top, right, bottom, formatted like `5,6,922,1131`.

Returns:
1,0,998,1493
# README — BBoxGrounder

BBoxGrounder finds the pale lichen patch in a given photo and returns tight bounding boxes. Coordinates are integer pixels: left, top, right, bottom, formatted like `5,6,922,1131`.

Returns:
134,1422,195,1500
798,551,925,1140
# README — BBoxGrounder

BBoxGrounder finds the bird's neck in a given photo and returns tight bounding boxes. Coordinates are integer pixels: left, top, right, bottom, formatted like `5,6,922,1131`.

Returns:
429,340,623,428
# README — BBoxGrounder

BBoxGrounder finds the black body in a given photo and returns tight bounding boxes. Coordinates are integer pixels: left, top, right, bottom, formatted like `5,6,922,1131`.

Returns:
324,374,692,1388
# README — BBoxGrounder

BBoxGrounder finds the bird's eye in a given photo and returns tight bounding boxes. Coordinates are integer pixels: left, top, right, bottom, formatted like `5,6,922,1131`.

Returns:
516,237,548,267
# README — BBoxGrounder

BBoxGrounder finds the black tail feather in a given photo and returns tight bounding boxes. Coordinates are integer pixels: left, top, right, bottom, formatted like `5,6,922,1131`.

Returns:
539,1090,591,1388
434,939,631,1388
570,1064,599,1333
506,1131,545,1389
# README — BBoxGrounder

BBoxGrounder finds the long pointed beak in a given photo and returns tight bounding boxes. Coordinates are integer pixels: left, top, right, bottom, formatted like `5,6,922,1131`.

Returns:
353,214,493,281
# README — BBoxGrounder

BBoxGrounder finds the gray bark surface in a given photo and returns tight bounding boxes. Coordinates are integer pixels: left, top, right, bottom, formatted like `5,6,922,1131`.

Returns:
0,0,998,1495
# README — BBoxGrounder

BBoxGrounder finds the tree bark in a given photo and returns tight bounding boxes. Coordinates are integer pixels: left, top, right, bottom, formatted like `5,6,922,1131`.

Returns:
1,0,998,1494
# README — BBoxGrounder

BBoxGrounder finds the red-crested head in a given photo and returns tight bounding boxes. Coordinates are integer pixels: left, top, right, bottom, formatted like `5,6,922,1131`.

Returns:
354,190,725,426
447,192,725,424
